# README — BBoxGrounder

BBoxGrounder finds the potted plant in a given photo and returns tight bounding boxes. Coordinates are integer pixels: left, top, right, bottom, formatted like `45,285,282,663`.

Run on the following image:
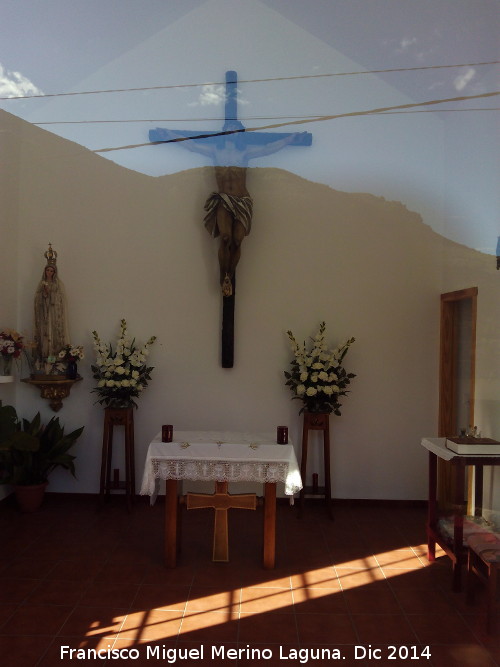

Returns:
0,401,84,511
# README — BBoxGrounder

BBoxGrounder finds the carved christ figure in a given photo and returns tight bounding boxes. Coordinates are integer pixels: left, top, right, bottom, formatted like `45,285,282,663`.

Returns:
157,122,303,296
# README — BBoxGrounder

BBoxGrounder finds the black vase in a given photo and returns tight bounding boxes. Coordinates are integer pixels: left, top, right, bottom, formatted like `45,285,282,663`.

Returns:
66,360,78,379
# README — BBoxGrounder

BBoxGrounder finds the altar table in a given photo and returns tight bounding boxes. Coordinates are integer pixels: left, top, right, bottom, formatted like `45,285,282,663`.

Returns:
421,437,500,590
140,431,302,568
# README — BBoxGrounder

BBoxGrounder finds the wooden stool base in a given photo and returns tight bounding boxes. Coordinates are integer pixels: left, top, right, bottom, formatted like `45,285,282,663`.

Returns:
99,407,135,511
299,412,333,519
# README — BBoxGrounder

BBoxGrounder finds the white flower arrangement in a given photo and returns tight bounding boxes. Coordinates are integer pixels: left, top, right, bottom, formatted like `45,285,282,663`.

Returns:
91,319,156,408
284,321,355,415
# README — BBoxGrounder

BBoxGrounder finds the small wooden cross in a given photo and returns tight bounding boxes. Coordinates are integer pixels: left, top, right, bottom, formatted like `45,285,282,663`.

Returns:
187,481,256,561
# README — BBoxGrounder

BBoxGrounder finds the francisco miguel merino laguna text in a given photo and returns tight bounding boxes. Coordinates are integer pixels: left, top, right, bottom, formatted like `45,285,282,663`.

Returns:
61,644,432,661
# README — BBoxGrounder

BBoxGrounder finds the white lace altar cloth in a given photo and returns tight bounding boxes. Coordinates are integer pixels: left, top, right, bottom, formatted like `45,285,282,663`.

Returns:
140,431,303,504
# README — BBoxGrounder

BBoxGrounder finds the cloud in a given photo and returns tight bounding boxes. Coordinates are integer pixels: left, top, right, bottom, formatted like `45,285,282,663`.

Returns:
0,63,43,98
399,37,417,50
190,83,226,107
453,67,475,91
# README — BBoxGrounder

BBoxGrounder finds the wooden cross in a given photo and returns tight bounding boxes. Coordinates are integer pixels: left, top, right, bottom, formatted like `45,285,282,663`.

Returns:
187,481,256,561
150,70,312,367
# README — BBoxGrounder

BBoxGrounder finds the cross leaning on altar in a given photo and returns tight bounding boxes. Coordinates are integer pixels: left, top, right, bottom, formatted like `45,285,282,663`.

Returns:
186,481,256,561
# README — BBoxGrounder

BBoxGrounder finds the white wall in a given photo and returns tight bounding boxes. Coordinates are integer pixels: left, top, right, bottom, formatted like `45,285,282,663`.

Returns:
2,110,498,505
0,113,20,499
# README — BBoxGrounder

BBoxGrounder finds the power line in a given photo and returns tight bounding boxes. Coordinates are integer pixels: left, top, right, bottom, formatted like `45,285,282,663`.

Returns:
94,90,500,153
32,107,500,126
1,60,498,102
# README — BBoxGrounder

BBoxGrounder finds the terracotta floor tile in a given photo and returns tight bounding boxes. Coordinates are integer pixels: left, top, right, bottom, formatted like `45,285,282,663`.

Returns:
392,586,455,614
58,605,128,637
25,579,86,606
343,585,401,614
132,584,190,612
333,553,379,570
0,555,56,579
0,603,16,627
407,612,484,645
1,603,72,636
336,567,386,589
240,586,294,613
186,586,240,613
78,581,139,608
290,565,340,589
180,611,239,643
0,577,40,604
94,562,147,585
353,613,418,644
239,610,298,643
292,587,347,614
45,558,102,583
295,612,357,644
119,609,183,641
0,634,53,667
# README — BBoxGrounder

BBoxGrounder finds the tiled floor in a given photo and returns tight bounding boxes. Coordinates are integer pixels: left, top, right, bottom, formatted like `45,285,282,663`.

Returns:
1,494,498,666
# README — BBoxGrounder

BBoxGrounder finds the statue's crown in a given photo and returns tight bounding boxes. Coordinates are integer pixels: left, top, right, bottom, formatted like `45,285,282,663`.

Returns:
44,243,57,265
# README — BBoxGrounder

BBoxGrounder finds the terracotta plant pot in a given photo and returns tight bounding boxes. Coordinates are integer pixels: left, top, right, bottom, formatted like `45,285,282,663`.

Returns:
14,482,48,513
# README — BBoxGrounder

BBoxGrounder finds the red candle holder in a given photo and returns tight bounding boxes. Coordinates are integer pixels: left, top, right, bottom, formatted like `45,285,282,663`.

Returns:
277,426,288,444
162,424,173,442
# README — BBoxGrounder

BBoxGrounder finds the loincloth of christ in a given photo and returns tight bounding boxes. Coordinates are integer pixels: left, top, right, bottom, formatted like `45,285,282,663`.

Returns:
204,192,254,237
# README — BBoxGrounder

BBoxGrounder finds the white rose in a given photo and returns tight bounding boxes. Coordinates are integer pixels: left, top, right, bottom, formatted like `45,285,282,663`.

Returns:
306,387,317,396
106,380,115,387
299,371,308,382
323,385,333,395
296,384,306,396
115,366,125,375
319,371,329,381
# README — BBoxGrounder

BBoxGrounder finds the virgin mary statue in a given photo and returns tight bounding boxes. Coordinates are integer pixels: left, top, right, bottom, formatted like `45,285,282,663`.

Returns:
34,244,70,364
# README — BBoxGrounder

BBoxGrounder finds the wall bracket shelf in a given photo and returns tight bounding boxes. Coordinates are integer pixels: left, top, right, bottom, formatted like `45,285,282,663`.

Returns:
21,376,82,412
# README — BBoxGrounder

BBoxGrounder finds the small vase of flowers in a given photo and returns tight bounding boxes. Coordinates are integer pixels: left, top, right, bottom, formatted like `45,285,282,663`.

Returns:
0,329,24,377
91,319,156,408
58,345,84,379
284,321,356,415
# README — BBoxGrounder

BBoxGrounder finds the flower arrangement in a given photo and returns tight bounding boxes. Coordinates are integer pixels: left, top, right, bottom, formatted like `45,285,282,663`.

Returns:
0,329,24,375
91,319,156,408
58,345,84,363
284,321,356,415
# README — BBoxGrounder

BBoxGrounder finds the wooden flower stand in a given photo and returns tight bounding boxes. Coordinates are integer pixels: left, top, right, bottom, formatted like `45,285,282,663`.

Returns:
299,411,333,519
99,406,135,511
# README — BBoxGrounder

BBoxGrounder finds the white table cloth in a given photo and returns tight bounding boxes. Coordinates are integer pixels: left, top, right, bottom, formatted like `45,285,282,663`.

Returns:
140,430,303,503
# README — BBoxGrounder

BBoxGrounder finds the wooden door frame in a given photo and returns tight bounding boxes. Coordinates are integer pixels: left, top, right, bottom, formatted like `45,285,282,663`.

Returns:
438,287,478,511
439,287,478,437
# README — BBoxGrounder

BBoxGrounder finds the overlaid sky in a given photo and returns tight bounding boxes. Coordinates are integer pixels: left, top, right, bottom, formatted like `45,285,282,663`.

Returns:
1,0,498,253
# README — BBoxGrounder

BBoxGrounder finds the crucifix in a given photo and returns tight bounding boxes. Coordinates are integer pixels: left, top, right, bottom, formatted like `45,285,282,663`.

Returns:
150,70,312,367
